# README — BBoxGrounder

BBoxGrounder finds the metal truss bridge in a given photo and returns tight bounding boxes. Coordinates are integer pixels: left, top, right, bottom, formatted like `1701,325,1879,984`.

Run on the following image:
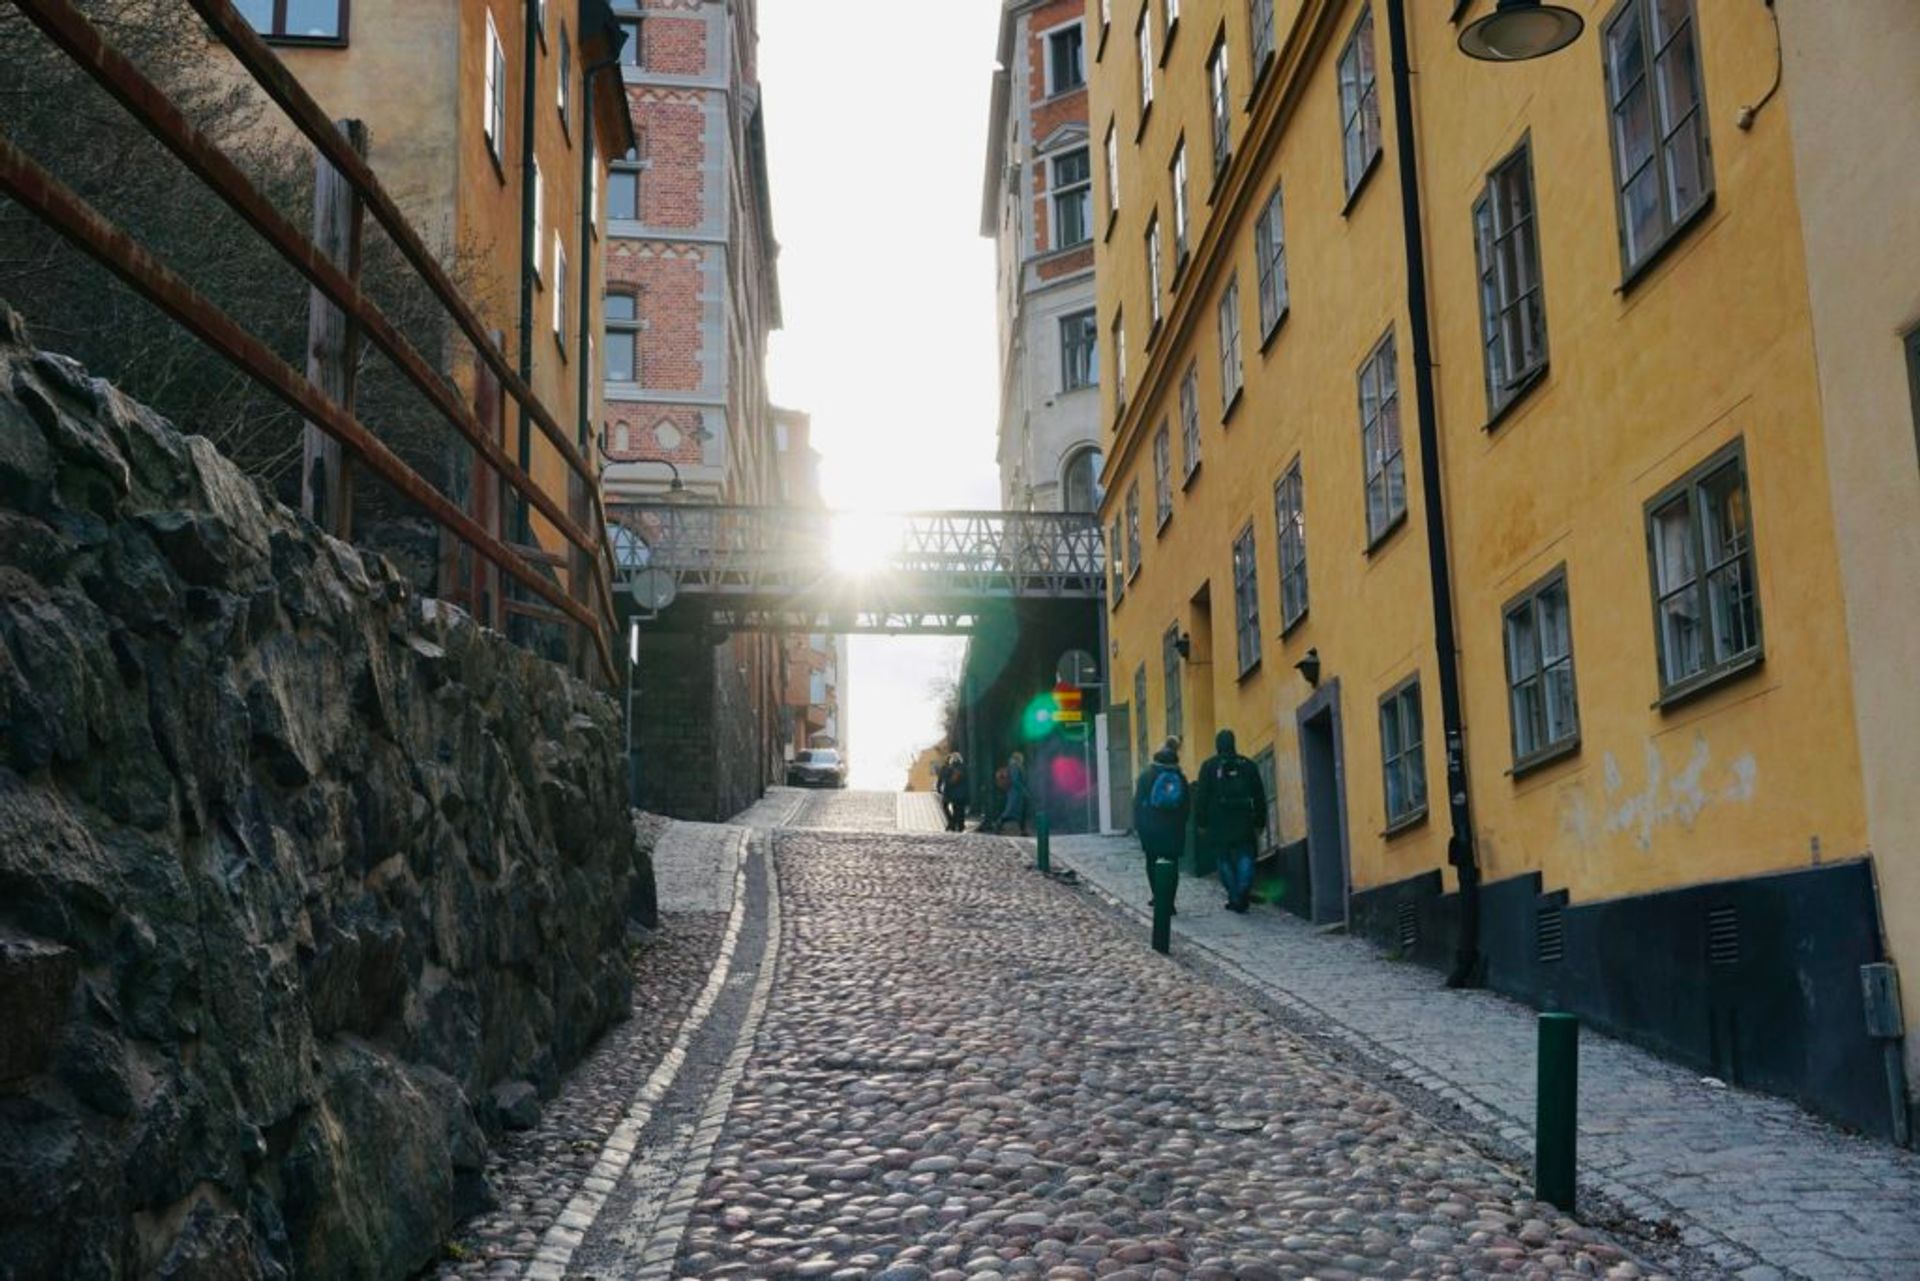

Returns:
608,504,1105,634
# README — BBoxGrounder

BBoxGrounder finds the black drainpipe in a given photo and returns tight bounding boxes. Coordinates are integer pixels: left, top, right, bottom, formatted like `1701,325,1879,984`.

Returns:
577,56,618,454
1383,0,1482,989
516,0,541,544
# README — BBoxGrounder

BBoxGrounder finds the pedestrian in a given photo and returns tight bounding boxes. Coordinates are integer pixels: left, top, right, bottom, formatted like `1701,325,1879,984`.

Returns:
1132,736,1189,915
936,751,968,832
995,750,1030,836
978,758,1011,833
1194,728,1268,913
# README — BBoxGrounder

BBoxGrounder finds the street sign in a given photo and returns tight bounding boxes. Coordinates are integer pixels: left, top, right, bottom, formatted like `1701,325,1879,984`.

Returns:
1056,648,1099,688
1053,680,1084,724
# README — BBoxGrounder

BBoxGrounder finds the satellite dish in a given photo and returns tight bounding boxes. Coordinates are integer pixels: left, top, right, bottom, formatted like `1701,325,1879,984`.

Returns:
1056,647,1098,687
630,568,678,611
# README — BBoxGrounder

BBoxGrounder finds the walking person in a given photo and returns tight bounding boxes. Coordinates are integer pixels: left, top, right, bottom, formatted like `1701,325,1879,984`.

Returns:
995,751,1031,836
936,752,968,832
1132,737,1189,915
1194,729,1268,913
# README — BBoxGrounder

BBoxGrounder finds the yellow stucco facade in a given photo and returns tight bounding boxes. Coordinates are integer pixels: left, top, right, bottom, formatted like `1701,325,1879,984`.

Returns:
1091,0,1901,1128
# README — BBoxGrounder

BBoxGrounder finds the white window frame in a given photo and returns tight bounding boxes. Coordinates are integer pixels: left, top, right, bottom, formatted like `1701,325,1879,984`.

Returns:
1043,20,1087,96
531,157,545,284
1338,5,1382,199
1275,459,1307,630
1170,141,1190,266
1232,523,1262,675
1178,362,1200,480
552,233,567,345
1379,676,1427,830
1104,121,1120,225
1060,308,1099,392
1207,36,1231,182
1217,275,1243,415
1125,482,1143,581
484,10,506,166
1153,420,1172,528
1474,140,1549,416
1503,567,1580,770
1256,184,1288,337
1137,9,1154,115
1359,329,1405,544
1050,147,1093,250
1112,311,1128,415
1250,0,1276,76
1145,214,1163,329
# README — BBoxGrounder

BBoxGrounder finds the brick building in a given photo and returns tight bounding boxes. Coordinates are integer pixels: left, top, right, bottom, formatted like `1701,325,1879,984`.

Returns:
603,0,784,819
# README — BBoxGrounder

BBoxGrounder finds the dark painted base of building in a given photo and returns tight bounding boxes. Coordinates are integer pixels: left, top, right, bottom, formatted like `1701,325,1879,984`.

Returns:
630,629,784,821
1338,858,1901,1141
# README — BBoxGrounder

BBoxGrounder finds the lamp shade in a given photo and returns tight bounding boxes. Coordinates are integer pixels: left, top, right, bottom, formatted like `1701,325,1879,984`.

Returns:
1458,0,1585,62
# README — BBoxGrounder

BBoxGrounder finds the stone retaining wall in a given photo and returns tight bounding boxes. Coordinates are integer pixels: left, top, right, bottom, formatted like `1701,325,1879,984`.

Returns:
0,307,633,1278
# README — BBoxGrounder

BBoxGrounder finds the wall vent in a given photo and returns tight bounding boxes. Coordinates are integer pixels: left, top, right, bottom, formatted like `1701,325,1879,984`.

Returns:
1536,906,1566,964
1396,900,1418,951
1707,905,1741,966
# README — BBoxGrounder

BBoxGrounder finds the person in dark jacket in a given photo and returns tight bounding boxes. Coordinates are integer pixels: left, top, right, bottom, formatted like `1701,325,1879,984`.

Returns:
1132,737,1189,912
936,752,968,832
1194,728,1268,913
994,751,1030,836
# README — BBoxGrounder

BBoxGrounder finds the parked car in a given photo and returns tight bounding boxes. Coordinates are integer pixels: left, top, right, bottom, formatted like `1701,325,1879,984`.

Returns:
786,748,848,789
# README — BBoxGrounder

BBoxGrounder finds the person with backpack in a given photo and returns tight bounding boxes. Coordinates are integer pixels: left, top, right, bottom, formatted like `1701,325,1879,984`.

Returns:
1132,737,1189,912
994,751,1031,836
936,752,968,832
1194,728,1268,913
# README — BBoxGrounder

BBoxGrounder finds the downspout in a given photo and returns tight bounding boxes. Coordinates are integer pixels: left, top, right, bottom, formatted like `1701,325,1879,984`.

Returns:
577,57,618,454
516,0,540,543
1383,0,1483,988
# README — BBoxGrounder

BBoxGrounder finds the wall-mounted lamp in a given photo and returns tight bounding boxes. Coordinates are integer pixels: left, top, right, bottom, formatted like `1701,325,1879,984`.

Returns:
1173,631,1192,661
1457,0,1585,62
1294,647,1321,687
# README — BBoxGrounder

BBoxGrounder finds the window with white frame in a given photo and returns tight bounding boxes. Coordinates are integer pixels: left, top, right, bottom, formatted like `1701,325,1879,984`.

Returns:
604,292,639,382
1064,447,1104,513
1165,0,1181,34
1603,0,1711,278
559,23,572,131
531,158,545,282
1163,621,1184,740
1153,421,1172,527
1504,568,1579,768
1645,442,1761,698
1275,459,1307,630
1060,309,1099,391
552,234,567,346
1125,481,1143,579
1250,0,1276,73
1145,215,1163,328
1170,141,1190,264
1207,36,1231,182
1255,184,1288,336
1359,330,1405,543
1104,121,1120,224
1338,6,1382,199
1232,524,1262,675
484,11,506,165
1379,676,1426,829
1217,275,1243,414
1051,148,1092,249
1110,516,1126,600
1047,23,1085,94
1178,362,1200,478
1112,311,1128,413
1137,9,1154,114
1474,141,1548,416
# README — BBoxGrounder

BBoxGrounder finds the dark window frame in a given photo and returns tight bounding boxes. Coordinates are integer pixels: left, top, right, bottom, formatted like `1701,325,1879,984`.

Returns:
1378,674,1428,833
558,20,573,136
1253,747,1280,850
1046,20,1087,95
1178,362,1202,483
1218,274,1244,418
1600,0,1714,285
1110,515,1126,603
1274,457,1307,632
1502,565,1581,775
1473,137,1550,423
1337,5,1382,202
1643,438,1764,706
603,290,641,384
1207,33,1232,185
1906,327,1920,468
1050,147,1094,250
1254,183,1289,341
1060,309,1100,392
241,0,350,45
1359,328,1406,547
1231,522,1262,677
1135,663,1151,773
1170,138,1192,269
1153,420,1174,530
1063,446,1104,514
1249,0,1277,86
1125,481,1144,581
1145,213,1164,332
1162,621,1184,742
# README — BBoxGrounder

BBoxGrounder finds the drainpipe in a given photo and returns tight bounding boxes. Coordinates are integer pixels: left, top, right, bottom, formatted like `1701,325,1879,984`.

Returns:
1383,0,1483,989
516,0,541,545
577,55,619,453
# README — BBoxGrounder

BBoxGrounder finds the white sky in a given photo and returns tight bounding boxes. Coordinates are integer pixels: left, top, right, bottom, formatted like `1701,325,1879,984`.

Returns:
758,2,1005,789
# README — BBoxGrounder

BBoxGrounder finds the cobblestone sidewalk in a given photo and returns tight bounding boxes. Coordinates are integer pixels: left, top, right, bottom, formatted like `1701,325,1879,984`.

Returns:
1055,833,1920,1281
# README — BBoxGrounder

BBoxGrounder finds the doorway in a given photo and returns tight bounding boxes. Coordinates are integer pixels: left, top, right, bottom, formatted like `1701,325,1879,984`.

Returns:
1296,680,1350,927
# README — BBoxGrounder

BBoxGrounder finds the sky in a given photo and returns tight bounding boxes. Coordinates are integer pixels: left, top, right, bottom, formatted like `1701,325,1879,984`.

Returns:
757,2,1006,789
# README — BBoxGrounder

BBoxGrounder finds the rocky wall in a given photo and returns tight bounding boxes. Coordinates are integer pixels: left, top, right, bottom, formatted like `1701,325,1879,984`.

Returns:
0,307,633,1279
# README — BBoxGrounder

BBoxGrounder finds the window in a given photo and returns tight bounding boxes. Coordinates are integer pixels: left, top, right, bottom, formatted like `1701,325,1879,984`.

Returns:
1125,482,1143,579
1112,312,1128,413
619,19,643,65
1254,185,1289,338
1104,122,1120,224
558,23,572,130
1153,422,1173,528
484,10,506,165
1274,460,1307,630
604,292,639,382
531,158,545,282
1047,23,1086,94
1338,6,1382,199
534,0,547,41
1208,37,1232,182
1111,517,1127,600
1061,309,1099,391
1145,215,1164,329
1163,622,1184,741
1170,142,1190,265
1165,0,1182,34
1218,275,1243,414
1604,0,1711,277
238,0,346,41
1359,330,1405,543
1232,524,1262,675
1063,447,1104,513
1052,148,1092,249
609,145,642,222
1254,748,1280,848
552,234,567,345
1474,142,1548,416
1645,442,1761,698
1250,0,1276,74
1907,328,1920,466
1504,570,1579,768
1178,362,1200,478
1101,0,1113,40
1137,10,1154,115
1135,664,1151,773
1379,677,1426,829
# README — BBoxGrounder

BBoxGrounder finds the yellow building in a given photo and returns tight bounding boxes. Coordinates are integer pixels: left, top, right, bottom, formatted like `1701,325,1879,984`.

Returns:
1090,0,1910,1139
235,0,634,610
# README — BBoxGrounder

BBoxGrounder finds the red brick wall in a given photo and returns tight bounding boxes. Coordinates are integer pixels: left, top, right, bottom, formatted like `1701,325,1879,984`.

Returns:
606,241,705,392
1037,245,1095,281
630,87,705,229
642,13,706,75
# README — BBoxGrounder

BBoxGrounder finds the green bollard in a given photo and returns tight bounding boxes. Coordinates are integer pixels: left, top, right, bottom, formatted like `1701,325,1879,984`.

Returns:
1035,812,1051,873
1535,1012,1579,1211
1149,859,1177,954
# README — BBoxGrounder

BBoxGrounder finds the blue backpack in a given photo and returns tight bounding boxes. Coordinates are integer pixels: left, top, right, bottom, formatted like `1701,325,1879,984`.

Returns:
1148,768,1187,812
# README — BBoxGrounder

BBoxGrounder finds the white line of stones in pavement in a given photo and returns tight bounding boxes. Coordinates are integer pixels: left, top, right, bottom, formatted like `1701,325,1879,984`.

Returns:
523,827,754,1281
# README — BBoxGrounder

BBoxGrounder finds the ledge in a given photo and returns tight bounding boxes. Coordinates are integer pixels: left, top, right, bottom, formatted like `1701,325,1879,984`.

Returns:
1340,148,1383,219
1652,649,1764,713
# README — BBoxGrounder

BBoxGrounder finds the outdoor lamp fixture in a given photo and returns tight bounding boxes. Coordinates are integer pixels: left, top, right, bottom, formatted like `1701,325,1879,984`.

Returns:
598,437,686,493
1294,647,1321,687
1457,0,1585,61
1173,631,1192,660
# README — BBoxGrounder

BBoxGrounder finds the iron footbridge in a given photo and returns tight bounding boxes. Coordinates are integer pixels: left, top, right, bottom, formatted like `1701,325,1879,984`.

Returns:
609,504,1105,634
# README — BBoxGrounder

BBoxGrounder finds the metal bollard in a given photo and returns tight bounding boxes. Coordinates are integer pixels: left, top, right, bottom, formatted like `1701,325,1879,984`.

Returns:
1035,812,1051,873
1149,858,1177,955
1535,1012,1579,1210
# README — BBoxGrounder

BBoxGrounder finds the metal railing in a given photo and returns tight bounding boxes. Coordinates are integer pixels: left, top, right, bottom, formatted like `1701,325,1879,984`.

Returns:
1,0,620,683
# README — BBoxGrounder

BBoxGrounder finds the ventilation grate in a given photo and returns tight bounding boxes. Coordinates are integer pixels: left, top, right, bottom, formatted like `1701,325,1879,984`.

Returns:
1396,900,1418,950
1536,906,1566,965
1707,905,1741,966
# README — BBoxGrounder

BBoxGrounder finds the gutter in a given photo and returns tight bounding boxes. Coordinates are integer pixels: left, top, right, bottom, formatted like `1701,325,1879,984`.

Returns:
517,0,541,543
1383,0,1482,988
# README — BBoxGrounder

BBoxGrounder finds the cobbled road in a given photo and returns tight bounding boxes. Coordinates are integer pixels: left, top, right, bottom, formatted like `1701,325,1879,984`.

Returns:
549,790,1670,1281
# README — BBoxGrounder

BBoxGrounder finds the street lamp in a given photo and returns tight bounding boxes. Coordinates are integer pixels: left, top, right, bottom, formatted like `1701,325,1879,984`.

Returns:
1457,0,1585,61
596,437,686,493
